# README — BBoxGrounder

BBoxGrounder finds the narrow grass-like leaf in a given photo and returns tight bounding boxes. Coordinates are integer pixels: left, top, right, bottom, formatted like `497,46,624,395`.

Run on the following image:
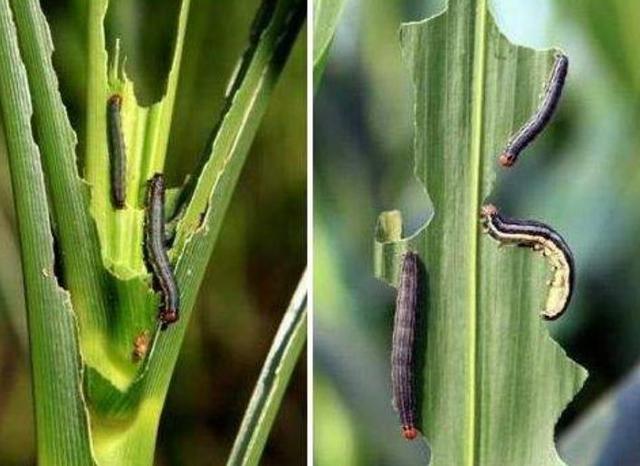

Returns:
374,1,586,464
313,0,346,88
227,269,308,466
0,3,95,464
171,0,306,257
139,0,306,408
10,0,113,374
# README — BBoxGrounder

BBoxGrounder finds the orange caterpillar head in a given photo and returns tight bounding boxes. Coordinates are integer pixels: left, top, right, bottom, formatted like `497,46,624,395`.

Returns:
499,151,516,167
402,426,419,440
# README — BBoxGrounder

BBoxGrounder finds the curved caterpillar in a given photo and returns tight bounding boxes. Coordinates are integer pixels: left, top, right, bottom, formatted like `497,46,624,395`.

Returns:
145,174,180,329
480,204,574,320
500,53,569,167
391,251,420,440
107,94,126,208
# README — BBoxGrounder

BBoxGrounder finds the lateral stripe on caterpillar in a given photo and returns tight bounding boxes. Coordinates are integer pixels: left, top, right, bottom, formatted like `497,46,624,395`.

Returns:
480,204,575,320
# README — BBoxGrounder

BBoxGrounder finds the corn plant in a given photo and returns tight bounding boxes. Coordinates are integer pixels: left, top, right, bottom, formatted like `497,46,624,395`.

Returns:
372,0,587,464
0,0,306,465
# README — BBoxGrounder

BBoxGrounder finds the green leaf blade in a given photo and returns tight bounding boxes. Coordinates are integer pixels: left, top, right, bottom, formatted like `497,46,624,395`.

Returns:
10,0,113,344
374,1,587,465
227,270,308,466
0,3,95,464
171,0,306,257
313,0,346,87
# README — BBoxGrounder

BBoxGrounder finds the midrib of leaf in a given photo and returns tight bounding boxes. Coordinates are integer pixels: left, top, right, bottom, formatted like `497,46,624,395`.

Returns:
468,1,488,464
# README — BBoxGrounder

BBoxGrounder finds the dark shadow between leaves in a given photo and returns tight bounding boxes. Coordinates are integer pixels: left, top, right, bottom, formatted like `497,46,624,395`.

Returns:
414,255,429,446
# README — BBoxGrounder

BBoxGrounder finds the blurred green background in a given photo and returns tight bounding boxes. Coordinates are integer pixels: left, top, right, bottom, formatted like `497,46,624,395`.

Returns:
0,1,306,465
314,0,640,464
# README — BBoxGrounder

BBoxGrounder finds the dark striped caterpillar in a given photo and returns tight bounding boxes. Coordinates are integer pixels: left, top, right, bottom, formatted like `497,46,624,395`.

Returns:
480,204,574,320
145,174,180,329
107,94,126,209
500,53,569,167
391,251,420,440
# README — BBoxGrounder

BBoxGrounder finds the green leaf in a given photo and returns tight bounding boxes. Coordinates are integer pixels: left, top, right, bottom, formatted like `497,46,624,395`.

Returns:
171,0,306,258
373,1,587,464
0,3,95,464
313,0,346,88
227,269,308,466
10,0,114,380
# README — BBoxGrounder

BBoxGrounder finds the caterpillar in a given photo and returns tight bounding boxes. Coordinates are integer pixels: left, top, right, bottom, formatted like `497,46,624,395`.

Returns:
145,174,180,329
391,251,420,440
480,204,575,320
107,94,127,209
500,53,569,167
